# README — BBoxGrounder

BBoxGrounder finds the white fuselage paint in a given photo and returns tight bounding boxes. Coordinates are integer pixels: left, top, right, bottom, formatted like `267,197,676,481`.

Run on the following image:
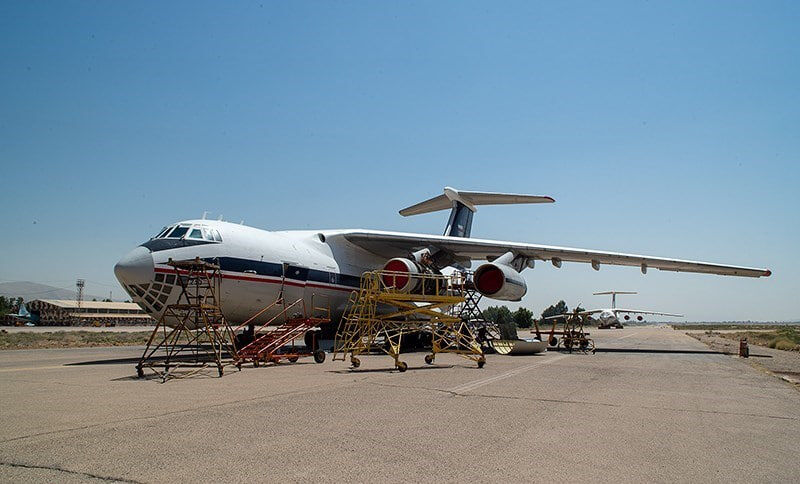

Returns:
116,220,386,329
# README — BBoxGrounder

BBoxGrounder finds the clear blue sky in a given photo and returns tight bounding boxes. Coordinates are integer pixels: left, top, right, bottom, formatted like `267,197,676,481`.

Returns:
1,1,797,320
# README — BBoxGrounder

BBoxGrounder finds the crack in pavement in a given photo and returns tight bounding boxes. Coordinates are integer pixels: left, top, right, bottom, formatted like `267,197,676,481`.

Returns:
0,461,143,483
365,381,799,421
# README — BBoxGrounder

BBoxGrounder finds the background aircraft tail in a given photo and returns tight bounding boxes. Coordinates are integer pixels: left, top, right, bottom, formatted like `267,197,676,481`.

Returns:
593,291,637,309
399,187,554,238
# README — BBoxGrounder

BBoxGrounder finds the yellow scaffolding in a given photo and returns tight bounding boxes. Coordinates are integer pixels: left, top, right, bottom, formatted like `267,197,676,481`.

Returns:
333,270,485,371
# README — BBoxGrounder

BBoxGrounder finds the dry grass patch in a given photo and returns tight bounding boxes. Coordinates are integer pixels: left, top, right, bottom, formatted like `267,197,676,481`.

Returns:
0,330,153,350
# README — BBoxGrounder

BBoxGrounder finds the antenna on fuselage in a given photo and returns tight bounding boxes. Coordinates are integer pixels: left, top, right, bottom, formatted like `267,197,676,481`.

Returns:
202,211,209,220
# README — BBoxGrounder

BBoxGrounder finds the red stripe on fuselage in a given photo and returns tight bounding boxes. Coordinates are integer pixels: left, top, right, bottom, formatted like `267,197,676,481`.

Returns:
153,266,356,292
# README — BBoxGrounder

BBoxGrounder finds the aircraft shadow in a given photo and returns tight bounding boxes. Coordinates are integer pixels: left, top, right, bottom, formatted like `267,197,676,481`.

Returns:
588,347,772,358
327,365,455,374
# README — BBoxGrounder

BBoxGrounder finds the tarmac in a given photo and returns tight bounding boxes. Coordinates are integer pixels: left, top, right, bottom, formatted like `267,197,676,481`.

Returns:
0,326,798,482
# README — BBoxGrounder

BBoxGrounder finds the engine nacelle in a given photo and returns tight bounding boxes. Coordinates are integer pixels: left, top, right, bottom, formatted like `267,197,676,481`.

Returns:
637,315,644,321
473,262,527,301
381,258,423,293
624,315,630,320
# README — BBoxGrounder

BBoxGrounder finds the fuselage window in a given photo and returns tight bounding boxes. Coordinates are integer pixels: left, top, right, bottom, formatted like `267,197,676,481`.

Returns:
167,226,189,239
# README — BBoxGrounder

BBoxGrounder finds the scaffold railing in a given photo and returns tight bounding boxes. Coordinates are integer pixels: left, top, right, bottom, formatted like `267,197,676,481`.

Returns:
333,270,485,371
136,257,238,381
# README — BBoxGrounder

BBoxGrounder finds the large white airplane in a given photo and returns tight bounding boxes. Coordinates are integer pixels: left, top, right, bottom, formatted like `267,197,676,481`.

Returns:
114,187,770,335
582,291,683,329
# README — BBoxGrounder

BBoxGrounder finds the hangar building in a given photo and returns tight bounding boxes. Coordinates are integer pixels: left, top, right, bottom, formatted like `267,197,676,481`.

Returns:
22,300,154,326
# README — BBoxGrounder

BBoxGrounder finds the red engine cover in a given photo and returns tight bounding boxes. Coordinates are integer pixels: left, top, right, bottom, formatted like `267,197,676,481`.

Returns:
475,266,504,295
382,259,412,290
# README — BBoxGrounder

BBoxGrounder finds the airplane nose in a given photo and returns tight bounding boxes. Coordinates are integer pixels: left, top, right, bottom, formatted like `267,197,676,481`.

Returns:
114,246,155,286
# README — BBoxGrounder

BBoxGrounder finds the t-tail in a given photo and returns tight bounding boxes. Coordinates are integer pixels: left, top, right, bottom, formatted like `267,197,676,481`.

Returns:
399,187,554,238
593,291,637,309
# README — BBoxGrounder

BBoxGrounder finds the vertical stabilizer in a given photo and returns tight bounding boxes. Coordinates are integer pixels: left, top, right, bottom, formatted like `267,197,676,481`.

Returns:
399,187,554,239
593,291,637,309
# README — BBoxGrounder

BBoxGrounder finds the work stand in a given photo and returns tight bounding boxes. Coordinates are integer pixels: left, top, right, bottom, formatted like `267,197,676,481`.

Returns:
136,258,238,381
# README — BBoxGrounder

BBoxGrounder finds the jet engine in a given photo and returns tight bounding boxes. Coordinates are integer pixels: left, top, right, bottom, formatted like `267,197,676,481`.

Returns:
473,262,527,301
637,315,644,321
624,315,630,320
381,258,431,293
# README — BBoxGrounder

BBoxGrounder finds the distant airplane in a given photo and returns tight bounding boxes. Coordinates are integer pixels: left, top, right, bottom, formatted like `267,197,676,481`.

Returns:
582,291,683,329
113,187,770,335
7,303,35,326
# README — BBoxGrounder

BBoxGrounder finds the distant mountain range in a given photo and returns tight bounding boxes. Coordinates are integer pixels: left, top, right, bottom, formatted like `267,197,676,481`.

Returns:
0,281,103,302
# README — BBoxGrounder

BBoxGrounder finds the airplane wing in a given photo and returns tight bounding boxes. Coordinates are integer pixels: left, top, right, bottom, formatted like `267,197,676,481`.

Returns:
612,308,684,317
333,230,771,278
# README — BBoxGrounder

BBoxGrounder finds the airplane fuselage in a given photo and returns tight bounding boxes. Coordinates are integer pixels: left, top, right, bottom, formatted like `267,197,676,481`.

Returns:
114,220,385,329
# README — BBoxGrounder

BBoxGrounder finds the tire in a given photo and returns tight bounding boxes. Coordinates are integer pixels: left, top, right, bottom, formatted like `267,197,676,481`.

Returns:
424,354,435,365
350,357,360,368
288,356,299,363
314,350,326,364
396,361,408,372
477,357,486,369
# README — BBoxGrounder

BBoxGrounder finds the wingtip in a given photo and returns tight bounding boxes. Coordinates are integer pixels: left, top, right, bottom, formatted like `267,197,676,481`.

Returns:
764,269,772,277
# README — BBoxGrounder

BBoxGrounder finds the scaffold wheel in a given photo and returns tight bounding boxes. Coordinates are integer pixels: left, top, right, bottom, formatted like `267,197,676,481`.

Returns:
477,357,486,369
313,350,326,363
350,357,360,368
288,356,299,363
549,336,558,347
424,354,435,365
396,361,408,372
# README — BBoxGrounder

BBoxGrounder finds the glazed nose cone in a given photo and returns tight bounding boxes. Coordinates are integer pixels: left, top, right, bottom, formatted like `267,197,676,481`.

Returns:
114,246,155,286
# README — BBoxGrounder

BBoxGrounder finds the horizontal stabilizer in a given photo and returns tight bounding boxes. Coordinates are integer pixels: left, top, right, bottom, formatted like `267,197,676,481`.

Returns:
400,187,554,216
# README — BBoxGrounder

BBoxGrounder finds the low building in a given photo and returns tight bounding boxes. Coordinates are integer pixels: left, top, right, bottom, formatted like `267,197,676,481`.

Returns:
21,300,154,326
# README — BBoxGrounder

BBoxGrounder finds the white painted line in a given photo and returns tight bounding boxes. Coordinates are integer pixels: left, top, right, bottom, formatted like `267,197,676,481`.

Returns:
449,354,568,394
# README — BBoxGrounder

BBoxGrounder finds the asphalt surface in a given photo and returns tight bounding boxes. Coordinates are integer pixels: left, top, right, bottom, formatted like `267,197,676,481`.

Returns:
0,327,798,482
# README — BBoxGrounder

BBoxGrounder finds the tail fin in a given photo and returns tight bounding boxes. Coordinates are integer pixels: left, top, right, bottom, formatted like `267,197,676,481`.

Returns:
399,187,554,238
593,291,637,309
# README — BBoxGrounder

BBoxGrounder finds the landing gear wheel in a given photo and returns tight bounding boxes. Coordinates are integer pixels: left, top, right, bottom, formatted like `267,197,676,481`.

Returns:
313,350,326,364
424,354,435,365
396,361,408,372
350,357,360,368
288,356,299,363
477,357,486,369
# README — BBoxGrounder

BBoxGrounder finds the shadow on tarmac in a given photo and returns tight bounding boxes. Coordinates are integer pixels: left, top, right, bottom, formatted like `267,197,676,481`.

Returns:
589,348,772,358
327,365,456,374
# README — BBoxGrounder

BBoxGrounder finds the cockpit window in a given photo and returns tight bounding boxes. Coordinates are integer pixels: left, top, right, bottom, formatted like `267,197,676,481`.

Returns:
167,226,189,239
154,226,169,239
211,229,222,242
188,228,203,240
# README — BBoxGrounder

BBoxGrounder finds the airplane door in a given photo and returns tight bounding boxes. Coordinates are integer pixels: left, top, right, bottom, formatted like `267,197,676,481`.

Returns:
280,262,309,309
